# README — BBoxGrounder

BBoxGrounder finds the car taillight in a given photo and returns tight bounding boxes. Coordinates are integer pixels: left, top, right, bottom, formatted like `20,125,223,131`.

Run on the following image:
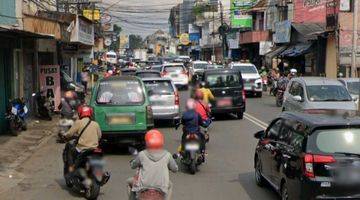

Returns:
303,109,328,114
174,91,180,105
186,134,198,140
303,154,336,178
242,90,246,101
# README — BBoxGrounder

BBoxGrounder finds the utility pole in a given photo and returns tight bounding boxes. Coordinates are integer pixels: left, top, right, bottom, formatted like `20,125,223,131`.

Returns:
351,0,358,78
220,1,227,61
212,10,215,62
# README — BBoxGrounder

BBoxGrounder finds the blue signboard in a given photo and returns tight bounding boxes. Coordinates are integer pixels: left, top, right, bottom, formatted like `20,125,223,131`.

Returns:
189,33,200,42
273,20,291,44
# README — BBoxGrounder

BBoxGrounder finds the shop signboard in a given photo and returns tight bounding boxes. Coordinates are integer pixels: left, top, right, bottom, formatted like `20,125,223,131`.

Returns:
179,33,190,45
39,65,61,112
230,0,256,28
83,9,100,21
259,41,273,55
227,32,239,49
293,0,332,23
70,16,94,46
189,33,200,42
273,20,291,43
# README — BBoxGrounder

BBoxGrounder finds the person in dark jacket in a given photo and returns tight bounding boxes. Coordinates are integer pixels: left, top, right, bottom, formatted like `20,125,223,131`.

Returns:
179,99,206,155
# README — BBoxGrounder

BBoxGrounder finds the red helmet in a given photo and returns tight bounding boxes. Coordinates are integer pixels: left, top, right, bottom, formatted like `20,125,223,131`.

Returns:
145,129,164,150
194,89,204,100
78,105,93,119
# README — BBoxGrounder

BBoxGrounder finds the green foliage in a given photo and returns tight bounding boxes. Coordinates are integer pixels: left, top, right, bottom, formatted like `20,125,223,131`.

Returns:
129,35,144,49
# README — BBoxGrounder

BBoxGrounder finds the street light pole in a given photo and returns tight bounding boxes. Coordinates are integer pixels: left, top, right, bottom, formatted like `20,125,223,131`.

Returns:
351,0,358,78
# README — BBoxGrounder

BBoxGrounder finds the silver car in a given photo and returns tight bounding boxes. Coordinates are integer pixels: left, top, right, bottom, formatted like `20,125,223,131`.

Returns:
161,63,189,89
339,78,360,107
283,77,357,112
142,78,180,124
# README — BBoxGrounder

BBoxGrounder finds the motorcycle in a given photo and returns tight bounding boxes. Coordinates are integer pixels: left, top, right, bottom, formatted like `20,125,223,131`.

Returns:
173,130,204,175
63,140,110,200
5,98,28,136
261,76,268,92
32,91,53,121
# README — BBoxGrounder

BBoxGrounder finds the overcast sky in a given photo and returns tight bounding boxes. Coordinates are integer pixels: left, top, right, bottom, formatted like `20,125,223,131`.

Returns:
102,0,182,38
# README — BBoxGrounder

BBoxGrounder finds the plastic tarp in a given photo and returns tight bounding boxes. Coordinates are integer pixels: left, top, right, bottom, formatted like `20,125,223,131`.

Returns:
265,46,288,66
280,43,313,57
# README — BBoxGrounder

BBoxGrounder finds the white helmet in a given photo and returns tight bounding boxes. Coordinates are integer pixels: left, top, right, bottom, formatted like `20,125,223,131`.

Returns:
290,68,297,75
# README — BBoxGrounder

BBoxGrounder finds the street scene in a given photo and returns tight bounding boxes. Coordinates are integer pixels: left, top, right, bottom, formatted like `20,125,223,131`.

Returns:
0,0,360,200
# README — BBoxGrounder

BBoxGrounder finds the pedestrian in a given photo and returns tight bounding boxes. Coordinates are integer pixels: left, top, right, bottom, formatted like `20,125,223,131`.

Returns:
80,67,89,95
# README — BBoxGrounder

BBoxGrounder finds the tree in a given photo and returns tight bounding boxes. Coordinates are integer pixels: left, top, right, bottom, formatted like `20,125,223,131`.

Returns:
129,34,144,49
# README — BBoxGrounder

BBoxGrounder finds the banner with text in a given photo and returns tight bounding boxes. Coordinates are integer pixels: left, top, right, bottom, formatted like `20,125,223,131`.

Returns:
39,65,61,111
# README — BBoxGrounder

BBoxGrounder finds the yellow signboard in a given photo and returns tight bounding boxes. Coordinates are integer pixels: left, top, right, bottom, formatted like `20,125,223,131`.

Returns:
179,33,190,45
83,9,100,21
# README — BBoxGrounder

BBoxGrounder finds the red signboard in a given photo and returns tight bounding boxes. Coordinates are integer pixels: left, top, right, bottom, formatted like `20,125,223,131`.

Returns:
293,0,330,23
39,65,61,111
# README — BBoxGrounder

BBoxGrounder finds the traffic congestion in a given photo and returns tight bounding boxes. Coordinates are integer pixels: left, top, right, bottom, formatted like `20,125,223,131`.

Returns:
1,0,360,200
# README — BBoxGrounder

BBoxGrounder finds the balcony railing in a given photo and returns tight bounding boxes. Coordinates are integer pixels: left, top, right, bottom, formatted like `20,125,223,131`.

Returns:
239,30,271,44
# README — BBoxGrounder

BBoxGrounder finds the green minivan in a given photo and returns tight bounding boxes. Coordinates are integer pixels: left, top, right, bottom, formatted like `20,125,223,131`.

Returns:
90,76,154,146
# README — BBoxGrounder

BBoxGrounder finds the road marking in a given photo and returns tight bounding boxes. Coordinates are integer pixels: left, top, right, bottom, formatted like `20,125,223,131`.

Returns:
244,113,268,129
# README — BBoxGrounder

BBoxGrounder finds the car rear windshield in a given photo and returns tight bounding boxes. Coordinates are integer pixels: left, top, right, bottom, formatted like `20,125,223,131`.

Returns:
232,65,258,74
106,54,116,58
206,73,241,88
164,66,184,72
144,80,174,95
136,72,160,78
307,128,360,154
347,82,360,95
193,63,207,69
306,85,352,101
96,80,144,105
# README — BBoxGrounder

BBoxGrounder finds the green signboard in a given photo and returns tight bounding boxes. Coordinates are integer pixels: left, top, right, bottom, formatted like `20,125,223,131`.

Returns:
230,0,255,28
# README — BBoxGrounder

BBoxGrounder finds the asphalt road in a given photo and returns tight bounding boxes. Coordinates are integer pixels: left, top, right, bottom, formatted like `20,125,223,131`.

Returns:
0,91,281,200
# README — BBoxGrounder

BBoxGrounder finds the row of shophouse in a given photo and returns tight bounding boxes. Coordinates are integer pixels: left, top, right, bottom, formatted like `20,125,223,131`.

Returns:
169,0,360,78
0,0,103,133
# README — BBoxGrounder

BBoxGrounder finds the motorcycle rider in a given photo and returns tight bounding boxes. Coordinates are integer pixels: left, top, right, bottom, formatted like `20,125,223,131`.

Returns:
59,91,77,119
178,99,206,158
127,129,178,200
61,106,102,173
198,82,214,105
194,89,212,127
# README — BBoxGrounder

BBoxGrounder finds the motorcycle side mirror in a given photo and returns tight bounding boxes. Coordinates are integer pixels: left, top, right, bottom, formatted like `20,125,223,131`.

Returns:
128,147,138,156
147,90,154,96
254,130,266,139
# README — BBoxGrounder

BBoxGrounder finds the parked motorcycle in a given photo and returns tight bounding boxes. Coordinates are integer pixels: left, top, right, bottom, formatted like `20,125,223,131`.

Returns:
5,98,28,136
32,91,52,121
62,140,110,200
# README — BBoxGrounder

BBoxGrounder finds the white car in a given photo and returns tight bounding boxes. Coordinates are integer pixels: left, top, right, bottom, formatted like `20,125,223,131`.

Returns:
230,63,262,97
160,63,189,89
189,61,208,76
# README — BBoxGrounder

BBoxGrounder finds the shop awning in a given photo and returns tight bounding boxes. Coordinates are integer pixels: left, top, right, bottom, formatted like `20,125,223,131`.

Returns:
265,46,288,67
280,43,313,57
292,23,326,40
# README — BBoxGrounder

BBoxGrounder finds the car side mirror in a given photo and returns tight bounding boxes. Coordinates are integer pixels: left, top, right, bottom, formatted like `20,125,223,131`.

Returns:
148,90,154,96
293,95,303,102
254,130,266,139
352,96,358,101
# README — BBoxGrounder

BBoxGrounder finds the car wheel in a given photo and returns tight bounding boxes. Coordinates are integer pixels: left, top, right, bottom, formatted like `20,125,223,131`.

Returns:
236,112,244,120
255,157,266,187
281,182,289,200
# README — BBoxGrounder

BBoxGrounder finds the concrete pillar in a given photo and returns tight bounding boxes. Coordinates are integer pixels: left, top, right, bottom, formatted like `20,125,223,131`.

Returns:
325,34,337,78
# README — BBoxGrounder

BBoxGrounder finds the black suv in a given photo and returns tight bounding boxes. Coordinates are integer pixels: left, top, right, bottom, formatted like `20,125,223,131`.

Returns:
202,69,245,119
254,111,360,199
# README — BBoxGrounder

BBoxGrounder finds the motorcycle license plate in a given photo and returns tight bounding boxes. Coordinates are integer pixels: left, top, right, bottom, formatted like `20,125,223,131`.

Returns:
185,143,200,151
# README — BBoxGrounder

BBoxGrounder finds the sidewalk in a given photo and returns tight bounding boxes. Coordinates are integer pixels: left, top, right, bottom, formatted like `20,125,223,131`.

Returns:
0,116,59,193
